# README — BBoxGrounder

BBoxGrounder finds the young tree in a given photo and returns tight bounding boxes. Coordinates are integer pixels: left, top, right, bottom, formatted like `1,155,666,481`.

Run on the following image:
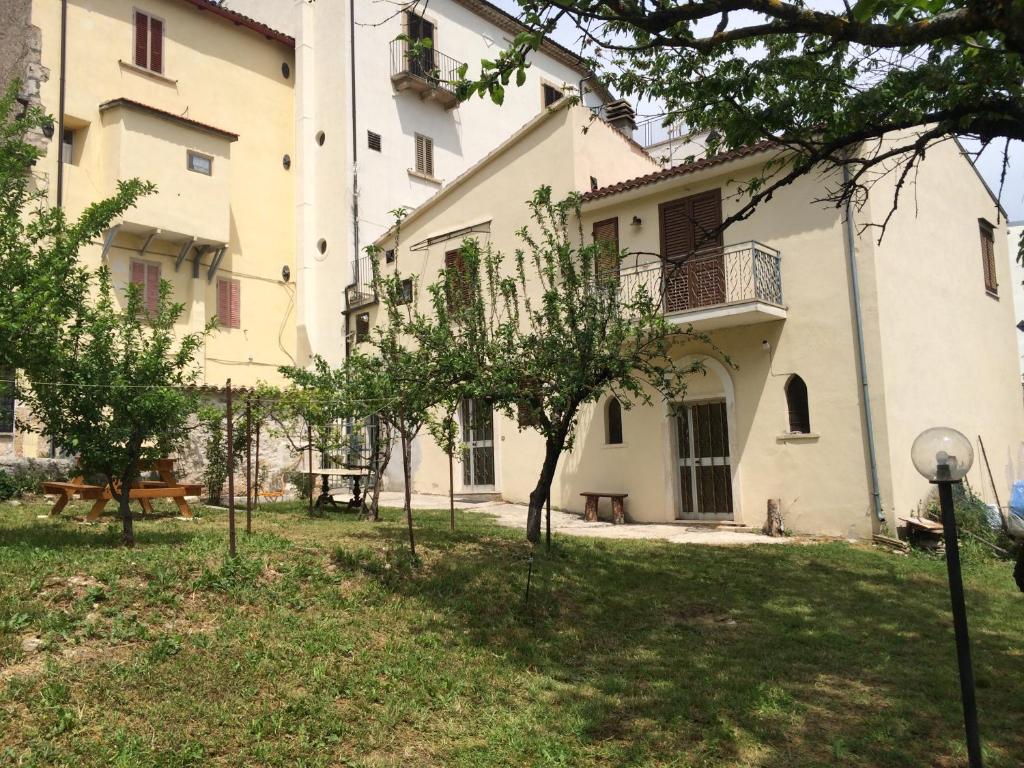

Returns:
21,269,211,546
453,1,1023,240
452,187,711,544
0,81,150,372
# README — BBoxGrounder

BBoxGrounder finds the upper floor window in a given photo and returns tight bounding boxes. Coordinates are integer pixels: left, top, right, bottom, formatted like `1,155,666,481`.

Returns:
217,278,241,329
355,312,371,343
979,219,997,296
187,150,213,176
61,129,75,165
0,367,14,435
130,259,161,315
397,277,414,305
592,217,620,285
785,375,811,434
134,10,164,74
543,83,564,108
445,248,473,311
414,133,435,177
606,396,623,445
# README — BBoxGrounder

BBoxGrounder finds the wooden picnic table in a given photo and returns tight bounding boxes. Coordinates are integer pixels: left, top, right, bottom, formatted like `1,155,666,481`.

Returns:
43,458,202,521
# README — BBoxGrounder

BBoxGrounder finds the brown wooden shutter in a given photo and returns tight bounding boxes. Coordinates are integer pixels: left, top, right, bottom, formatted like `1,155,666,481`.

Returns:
415,135,434,177
660,189,725,311
149,17,164,73
130,260,146,288
445,248,470,310
217,278,230,327
691,190,723,252
592,217,619,283
134,12,149,68
980,220,997,294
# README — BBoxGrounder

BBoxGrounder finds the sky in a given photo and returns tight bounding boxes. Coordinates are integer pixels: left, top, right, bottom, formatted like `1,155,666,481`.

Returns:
490,0,1024,223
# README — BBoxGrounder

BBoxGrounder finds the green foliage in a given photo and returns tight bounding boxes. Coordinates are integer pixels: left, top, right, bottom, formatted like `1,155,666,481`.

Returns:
459,2,1024,224
286,469,313,500
0,80,152,373
200,407,227,506
19,268,212,545
923,484,1015,560
0,461,67,500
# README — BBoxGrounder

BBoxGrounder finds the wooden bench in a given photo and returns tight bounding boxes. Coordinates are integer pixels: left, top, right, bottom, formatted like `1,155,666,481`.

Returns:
580,492,628,524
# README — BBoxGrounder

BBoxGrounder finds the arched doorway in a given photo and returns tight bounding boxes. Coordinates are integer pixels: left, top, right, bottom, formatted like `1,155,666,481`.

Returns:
671,356,738,521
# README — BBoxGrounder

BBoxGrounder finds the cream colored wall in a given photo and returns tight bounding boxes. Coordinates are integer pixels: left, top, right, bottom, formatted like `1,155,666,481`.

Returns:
866,139,1024,520
32,0,296,388
577,166,879,537
1008,223,1024,375
370,105,656,498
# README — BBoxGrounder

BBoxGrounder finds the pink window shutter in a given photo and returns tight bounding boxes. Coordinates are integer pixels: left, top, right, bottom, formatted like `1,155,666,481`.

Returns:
230,280,241,329
217,279,230,327
145,263,160,314
150,18,163,73
130,261,146,287
134,12,149,68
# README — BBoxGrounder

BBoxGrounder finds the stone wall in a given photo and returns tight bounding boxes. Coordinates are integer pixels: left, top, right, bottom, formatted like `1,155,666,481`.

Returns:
0,0,50,148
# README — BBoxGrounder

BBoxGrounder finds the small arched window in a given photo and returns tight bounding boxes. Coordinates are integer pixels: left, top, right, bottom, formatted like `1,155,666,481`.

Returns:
606,397,623,444
785,375,811,434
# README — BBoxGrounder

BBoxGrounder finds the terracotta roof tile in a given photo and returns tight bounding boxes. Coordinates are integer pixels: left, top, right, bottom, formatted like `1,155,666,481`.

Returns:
179,0,294,47
98,98,239,141
581,141,776,202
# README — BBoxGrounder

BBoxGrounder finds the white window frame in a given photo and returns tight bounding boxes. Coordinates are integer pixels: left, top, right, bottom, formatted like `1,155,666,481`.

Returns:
187,150,213,176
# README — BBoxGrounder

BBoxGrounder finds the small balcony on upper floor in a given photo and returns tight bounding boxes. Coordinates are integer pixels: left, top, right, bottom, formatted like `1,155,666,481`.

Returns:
390,39,462,110
615,241,787,331
347,254,377,309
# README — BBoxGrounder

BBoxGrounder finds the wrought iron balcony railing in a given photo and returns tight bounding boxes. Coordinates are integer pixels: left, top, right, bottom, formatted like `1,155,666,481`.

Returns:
389,39,463,107
347,255,377,308
615,241,783,314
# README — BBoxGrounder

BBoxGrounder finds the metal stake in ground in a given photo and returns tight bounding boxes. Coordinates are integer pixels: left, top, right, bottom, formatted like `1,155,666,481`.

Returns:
226,379,236,558
911,427,983,768
245,396,252,534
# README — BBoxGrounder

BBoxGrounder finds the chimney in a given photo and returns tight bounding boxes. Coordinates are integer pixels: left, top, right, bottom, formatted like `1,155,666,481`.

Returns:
604,99,637,137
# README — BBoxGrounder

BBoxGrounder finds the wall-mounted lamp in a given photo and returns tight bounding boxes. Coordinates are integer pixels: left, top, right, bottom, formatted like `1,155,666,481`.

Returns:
631,215,642,227
281,265,291,282
761,339,771,352
41,118,55,139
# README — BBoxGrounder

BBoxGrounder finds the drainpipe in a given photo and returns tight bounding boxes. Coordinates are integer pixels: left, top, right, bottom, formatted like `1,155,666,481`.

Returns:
55,0,68,207
341,0,359,359
842,164,885,524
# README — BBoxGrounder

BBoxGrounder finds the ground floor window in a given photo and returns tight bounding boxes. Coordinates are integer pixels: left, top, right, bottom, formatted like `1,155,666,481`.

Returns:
676,399,733,518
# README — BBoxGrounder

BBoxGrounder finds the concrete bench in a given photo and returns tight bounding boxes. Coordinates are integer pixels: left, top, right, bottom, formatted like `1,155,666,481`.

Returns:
580,492,628,524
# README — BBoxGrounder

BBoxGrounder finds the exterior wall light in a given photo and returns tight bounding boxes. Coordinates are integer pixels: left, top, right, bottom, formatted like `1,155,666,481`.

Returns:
41,118,55,139
911,426,982,767
631,215,642,227
281,265,290,282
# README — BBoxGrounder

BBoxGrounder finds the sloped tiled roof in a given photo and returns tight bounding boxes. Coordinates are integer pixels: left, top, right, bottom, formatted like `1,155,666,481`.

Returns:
179,0,294,47
99,98,240,141
582,141,776,202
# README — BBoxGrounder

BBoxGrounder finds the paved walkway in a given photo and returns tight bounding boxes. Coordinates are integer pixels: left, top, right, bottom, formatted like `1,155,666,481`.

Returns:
377,491,788,546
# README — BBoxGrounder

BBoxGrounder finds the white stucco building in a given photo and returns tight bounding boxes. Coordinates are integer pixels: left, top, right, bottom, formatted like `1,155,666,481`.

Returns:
225,0,620,364
1008,222,1024,375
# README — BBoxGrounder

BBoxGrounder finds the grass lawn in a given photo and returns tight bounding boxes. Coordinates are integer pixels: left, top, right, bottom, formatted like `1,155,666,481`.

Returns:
1,500,1022,767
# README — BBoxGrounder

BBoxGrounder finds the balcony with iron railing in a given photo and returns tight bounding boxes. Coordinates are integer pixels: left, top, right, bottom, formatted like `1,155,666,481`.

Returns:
347,254,377,309
390,39,463,109
615,241,786,330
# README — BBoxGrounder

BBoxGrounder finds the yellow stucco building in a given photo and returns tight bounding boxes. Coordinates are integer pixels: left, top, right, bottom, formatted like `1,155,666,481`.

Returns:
32,0,297,387
373,102,1024,538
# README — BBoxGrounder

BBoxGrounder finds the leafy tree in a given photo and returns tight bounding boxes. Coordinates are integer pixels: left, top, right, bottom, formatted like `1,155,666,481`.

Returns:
201,405,228,505
0,80,150,372
438,188,711,544
454,0,1023,240
231,382,280,506
21,269,212,546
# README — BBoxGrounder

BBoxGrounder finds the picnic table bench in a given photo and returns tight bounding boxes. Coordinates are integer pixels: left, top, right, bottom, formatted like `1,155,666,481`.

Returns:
43,459,201,521
581,491,628,524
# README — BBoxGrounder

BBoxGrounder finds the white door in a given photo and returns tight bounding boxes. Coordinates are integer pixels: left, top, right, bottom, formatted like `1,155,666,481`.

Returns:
676,399,734,520
461,398,495,490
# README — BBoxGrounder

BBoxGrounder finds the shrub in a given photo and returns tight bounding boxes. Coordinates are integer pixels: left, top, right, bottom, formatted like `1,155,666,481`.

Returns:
924,485,1015,559
0,461,68,500
287,469,313,500
200,409,227,506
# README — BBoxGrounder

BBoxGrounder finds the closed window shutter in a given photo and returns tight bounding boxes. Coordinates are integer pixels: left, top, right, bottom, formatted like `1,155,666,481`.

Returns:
149,17,164,73
592,217,619,283
134,12,149,68
415,135,433,176
660,189,722,260
691,190,723,252
145,263,161,314
445,248,470,310
415,136,424,172
230,279,241,329
980,221,997,293
130,260,146,288
217,279,230,326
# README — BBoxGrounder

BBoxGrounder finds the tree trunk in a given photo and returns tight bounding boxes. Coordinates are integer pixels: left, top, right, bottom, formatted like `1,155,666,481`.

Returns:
402,432,415,556
364,420,391,522
449,447,455,532
526,437,563,544
113,460,138,548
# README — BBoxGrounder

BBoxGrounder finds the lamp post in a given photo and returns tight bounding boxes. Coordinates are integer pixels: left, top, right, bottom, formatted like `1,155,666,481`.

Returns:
911,427,983,768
